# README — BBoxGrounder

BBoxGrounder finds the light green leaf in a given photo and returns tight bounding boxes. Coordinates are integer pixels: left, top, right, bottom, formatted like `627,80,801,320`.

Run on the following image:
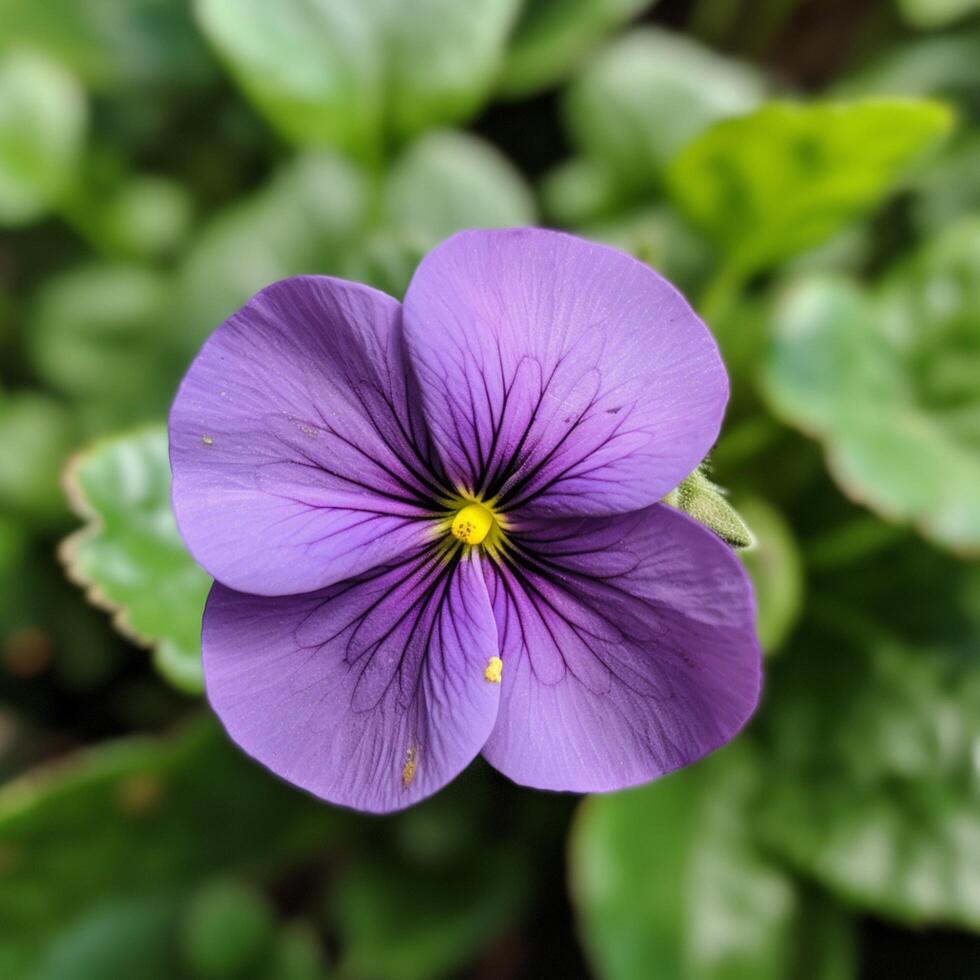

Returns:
498,0,655,98
570,744,857,980
61,427,210,693
736,498,803,654
0,50,86,226
0,391,75,525
28,264,173,426
194,0,521,161
0,719,340,979
176,152,368,349
383,129,536,245
563,28,765,198
0,0,213,91
667,99,953,276
897,0,980,28
757,613,980,929
763,218,980,553
835,30,980,105
342,129,536,297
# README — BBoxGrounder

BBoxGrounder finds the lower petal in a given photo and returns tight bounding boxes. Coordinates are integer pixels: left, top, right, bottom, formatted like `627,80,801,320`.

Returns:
202,546,500,813
482,505,761,792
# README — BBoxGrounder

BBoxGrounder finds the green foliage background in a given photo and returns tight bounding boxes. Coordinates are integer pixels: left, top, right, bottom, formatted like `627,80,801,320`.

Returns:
1,1,979,977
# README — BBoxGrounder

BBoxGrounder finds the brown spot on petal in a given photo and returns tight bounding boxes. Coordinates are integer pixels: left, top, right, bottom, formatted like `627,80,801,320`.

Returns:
402,746,418,788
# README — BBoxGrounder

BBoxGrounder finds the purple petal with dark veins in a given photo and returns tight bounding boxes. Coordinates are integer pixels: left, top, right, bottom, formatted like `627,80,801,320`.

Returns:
402,228,728,517
482,504,761,791
202,546,500,813
170,275,448,596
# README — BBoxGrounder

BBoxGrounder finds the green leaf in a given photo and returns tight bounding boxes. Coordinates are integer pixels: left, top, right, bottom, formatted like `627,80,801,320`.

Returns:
61,426,211,693
756,612,980,929
27,264,173,427
763,218,980,553
736,498,803,654
342,129,537,297
835,30,980,106
0,0,213,91
0,719,341,978
497,0,655,98
179,880,275,979
194,0,521,161
897,0,980,28
175,152,368,350
667,99,953,276
563,28,765,198
336,848,528,980
664,467,754,549
383,129,536,245
0,391,75,525
570,744,857,980
0,50,86,226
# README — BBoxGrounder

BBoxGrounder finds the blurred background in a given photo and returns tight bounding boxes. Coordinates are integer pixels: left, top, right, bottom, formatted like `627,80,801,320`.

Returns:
1,0,979,977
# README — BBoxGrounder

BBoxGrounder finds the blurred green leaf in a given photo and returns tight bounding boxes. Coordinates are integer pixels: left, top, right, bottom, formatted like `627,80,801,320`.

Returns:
28,264,173,427
176,152,368,349
763,218,980,553
578,205,713,296
0,718,340,978
909,134,980,237
0,391,74,525
667,100,953,277
180,879,275,980
0,50,86,226
0,0,213,91
563,28,765,200
343,129,537,296
836,30,980,108
897,0,980,28
92,176,194,260
61,426,210,693
336,848,528,980
383,129,536,245
736,497,803,654
30,893,182,980
498,0,654,98
757,611,980,929
194,0,521,161
570,744,857,980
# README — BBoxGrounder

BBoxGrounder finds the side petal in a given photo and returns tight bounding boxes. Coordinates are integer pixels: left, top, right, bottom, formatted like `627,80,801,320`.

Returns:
202,546,501,813
170,275,448,596
482,505,761,792
402,228,727,516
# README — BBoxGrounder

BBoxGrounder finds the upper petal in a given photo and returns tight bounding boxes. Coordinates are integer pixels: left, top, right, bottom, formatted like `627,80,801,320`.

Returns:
170,275,448,596
402,228,728,517
482,504,761,792
202,546,500,813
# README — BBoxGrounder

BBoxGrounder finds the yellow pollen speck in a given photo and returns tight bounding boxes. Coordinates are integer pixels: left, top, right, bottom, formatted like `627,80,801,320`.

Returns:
484,656,503,684
202,434,213,445
402,746,417,787
451,502,494,545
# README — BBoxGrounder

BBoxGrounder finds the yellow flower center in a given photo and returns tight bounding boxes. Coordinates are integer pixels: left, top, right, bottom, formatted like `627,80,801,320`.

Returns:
450,501,495,545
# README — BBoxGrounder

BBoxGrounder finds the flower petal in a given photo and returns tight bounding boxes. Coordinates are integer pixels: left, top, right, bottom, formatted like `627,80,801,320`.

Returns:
202,546,500,813
482,504,761,792
170,275,448,596
402,228,727,516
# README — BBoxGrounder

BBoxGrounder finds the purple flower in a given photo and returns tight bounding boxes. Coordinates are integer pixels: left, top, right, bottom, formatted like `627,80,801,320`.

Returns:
170,228,761,813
